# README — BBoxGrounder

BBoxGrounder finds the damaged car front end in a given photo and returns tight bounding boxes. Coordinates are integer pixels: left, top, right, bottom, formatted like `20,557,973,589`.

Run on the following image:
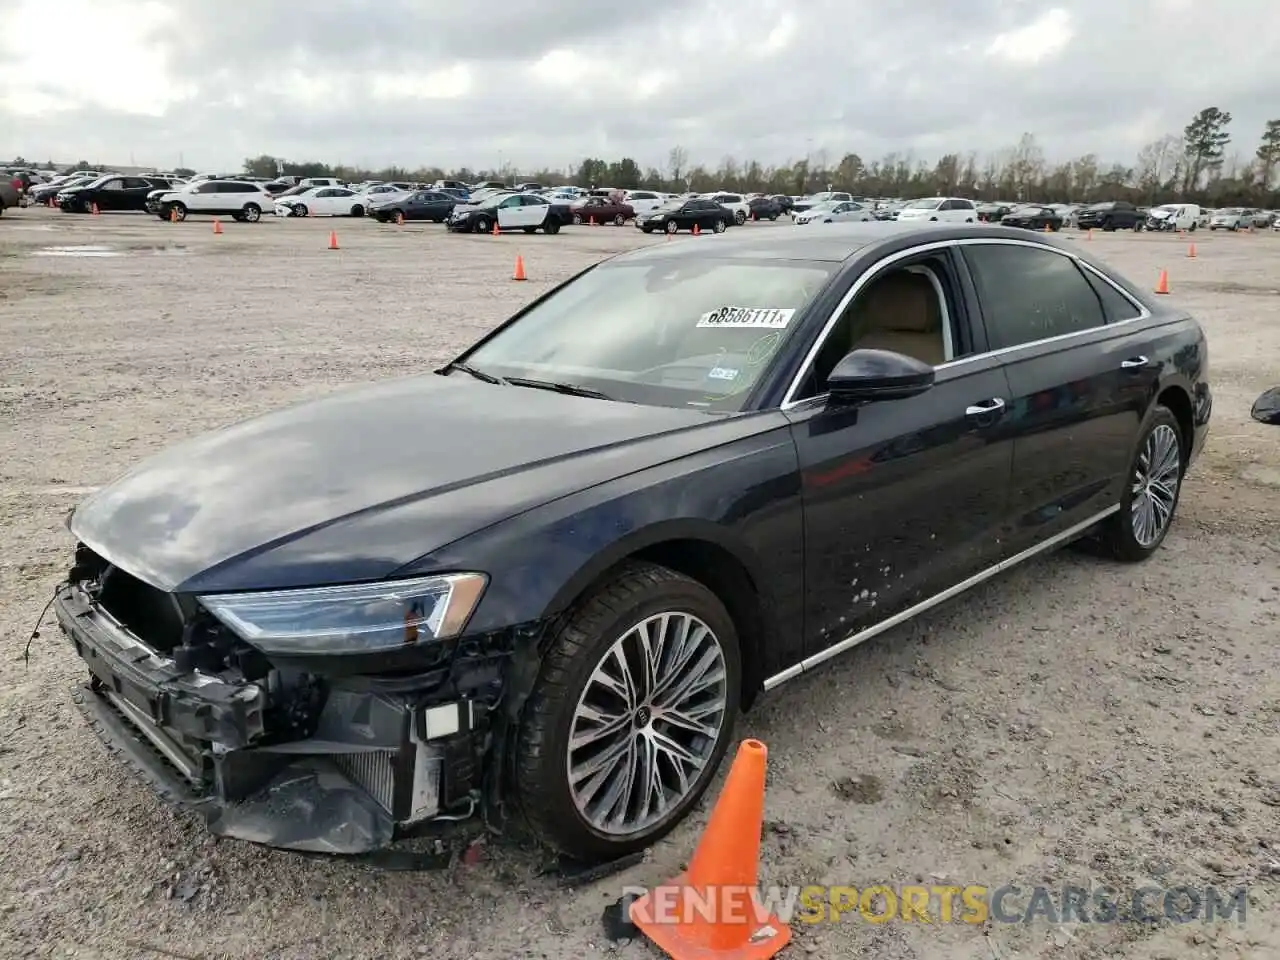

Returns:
56,544,508,854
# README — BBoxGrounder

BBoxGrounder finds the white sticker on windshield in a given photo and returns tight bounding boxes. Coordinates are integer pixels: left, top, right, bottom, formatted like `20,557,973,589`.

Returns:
696,307,796,329
708,366,740,381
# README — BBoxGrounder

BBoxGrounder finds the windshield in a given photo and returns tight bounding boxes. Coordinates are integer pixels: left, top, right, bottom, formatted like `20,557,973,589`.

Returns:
457,258,837,411
806,201,837,212
906,197,942,209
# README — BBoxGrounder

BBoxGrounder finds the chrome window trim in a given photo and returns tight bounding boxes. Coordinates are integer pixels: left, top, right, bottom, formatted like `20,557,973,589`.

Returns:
779,236,1153,410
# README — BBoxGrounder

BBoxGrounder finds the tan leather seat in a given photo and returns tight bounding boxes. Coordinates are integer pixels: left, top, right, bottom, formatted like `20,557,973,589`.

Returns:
851,271,946,366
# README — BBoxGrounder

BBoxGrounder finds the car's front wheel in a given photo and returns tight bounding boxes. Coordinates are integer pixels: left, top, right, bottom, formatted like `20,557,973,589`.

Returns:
1100,406,1184,562
515,562,741,860
734,210,747,225
664,220,678,234
242,204,261,223
714,219,727,233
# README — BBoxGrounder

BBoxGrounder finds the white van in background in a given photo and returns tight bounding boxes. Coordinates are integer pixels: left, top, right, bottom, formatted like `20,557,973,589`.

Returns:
1144,203,1200,231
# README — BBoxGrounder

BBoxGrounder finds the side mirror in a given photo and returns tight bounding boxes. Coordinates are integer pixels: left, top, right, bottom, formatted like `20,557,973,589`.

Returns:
826,349,935,404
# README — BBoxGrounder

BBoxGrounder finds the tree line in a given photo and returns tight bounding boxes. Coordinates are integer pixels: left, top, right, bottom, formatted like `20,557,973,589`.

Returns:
17,106,1278,207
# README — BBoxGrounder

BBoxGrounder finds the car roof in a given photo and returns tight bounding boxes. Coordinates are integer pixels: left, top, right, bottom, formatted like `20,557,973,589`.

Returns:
612,222,1083,264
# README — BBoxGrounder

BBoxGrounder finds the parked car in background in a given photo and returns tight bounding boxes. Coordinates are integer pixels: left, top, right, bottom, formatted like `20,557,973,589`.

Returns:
58,174,180,214
703,192,752,224
1249,209,1274,228
1208,208,1251,231
623,190,667,216
571,195,635,226
790,191,853,215
1143,204,1200,232
275,186,368,218
372,190,458,223
52,222,1210,862
976,202,1016,222
747,196,783,220
793,200,875,224
27,176,96,206
635,197,736,234
154,180,274,222
1076,201,1143,231
999,205,1064,231
0,180,17,215
447,192,570,234
895,197,978,223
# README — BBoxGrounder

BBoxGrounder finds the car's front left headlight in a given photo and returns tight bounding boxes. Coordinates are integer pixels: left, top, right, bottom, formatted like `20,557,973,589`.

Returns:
198,573,488,656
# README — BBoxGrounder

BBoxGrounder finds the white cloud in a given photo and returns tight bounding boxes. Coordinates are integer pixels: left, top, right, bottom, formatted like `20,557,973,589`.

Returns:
2,0,1278,175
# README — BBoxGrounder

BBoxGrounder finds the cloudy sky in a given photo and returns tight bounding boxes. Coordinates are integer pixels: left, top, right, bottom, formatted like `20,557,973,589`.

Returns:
2,0,1278,175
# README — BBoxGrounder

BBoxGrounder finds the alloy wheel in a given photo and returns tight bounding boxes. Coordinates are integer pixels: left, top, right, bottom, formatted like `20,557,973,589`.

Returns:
566,612,728,836
1130,424,1181,547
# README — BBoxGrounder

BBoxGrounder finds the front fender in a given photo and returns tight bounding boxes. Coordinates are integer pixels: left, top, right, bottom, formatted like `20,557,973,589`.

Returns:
400,426,805,670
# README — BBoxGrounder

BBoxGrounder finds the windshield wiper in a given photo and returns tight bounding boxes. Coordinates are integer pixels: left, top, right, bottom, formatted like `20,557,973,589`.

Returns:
504,377,613,401
442,362,505,385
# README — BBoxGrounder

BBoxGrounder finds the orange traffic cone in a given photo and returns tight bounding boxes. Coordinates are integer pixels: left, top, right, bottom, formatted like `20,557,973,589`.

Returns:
327,230,339,250
395,212,405,226
512,255,526,281
212,218,223,235
693,223,701,236
91,202,100,216
491,221,500,236
1043,223,1051,232
1187,242,1196,258
589,216,596,226
1087,228,1093,240
169,206,177,223
629,740,791,959
1154,269,1169,294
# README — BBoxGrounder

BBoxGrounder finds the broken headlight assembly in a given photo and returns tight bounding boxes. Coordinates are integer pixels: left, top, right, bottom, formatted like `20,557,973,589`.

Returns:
198,573,488,656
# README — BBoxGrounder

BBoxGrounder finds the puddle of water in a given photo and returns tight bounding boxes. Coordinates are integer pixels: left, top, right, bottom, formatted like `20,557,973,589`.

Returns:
31,245,121,258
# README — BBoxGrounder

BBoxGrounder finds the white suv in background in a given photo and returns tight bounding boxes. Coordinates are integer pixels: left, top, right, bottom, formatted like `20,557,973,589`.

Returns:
624,190,667,216
154,180,273,222
703,192,752,224
896,197,978,223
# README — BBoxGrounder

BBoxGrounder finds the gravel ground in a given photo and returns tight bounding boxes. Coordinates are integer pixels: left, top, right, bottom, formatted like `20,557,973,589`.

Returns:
0,209,1277,960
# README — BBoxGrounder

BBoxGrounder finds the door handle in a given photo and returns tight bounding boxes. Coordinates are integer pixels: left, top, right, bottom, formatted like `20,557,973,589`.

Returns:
1120,356,1150,370
965,397,1006,417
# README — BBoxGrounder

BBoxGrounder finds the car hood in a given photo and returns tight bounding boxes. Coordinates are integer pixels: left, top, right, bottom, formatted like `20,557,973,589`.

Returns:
70,374,728,593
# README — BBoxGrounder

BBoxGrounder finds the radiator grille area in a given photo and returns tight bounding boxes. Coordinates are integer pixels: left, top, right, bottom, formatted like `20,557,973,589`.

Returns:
333,750,397,814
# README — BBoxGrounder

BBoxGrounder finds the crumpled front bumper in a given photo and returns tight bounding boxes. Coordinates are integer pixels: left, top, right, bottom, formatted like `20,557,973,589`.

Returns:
55,581,483,855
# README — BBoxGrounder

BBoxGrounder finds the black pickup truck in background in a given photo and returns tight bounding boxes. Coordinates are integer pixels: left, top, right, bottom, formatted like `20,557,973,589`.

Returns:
1075,200,1143,231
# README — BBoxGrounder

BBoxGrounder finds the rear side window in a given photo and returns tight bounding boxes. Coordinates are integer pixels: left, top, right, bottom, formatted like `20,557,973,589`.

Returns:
1083,267,1142,322
964,244,1108,349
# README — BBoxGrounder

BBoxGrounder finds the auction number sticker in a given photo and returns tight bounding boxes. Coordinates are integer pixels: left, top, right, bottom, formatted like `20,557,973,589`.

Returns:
696,307,796,329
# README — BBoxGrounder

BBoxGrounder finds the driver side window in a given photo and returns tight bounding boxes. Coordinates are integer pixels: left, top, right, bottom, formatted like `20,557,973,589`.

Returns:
795,259,962,401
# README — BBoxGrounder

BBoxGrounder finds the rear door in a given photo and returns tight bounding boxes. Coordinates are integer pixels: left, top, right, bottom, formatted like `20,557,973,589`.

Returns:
959,238,1157,551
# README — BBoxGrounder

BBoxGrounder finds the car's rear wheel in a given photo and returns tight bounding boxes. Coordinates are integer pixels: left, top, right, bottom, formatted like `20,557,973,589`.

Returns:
350,204,364,217
515,562,740,860
1100,406,1183,562
613,213,625,226
572,213,584,225
734,210,747,225
714,219,726,233
544,219,560,234
243,204,261,223
665,220,678,234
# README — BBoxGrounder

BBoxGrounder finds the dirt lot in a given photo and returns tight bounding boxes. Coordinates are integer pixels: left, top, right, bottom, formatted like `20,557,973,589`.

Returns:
0,209,1277,960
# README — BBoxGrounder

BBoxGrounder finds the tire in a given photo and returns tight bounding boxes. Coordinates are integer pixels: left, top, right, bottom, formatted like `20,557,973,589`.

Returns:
665,220,678,234
572,213,583,225
170,203,187,222
514,561,741,859
523,226,537,234
1102,218,1114,231
714,219,727,233
350,204,364,217
734,210,747,225
294,204,308,218
475,216,491,234
544,219,560,235
929,216,938,221
1188,222,1196,232
613,213,625,226
1098,406,1184,562
242,204,261,223
641,227,653,234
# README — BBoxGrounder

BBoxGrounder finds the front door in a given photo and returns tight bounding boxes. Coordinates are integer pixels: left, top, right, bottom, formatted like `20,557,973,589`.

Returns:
786,359,1014,656
960,241,1156,549
496,196,524,229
